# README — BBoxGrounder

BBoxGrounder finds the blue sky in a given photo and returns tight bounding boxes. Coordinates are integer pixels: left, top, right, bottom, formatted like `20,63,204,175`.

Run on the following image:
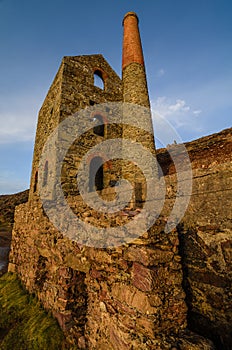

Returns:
0,0,231,194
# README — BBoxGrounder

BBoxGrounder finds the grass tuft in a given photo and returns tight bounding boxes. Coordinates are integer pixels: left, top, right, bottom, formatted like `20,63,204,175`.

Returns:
0,273,65,350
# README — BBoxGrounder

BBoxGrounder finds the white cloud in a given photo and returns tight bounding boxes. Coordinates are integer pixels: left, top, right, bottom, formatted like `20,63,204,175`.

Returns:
168,99,190,113
152,97,193,117
0,94,39,144
0,112,36,144
156,68,165,77
151,96,203,145
193,109,202,115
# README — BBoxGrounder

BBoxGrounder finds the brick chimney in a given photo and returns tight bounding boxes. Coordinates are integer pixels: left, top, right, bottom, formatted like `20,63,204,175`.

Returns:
122,12,144,69
122,11,150,108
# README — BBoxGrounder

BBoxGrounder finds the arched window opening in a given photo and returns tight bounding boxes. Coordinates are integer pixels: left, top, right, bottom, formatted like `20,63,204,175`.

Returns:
94,70,104,90
93,114,104,137
33,171,38,193
43,161,48,187
89,157,104,192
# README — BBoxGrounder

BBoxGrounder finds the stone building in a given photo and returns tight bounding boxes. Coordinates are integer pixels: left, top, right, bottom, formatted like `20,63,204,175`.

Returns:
8,11,232,350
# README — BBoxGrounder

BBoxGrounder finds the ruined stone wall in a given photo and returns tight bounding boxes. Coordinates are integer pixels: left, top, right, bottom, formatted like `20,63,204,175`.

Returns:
159,128,232,350
164,164,231,350
9,198,187,349
59,55,122,121
29,63,64,200
8,9,231,348
9,128,231,349
29,55,123,201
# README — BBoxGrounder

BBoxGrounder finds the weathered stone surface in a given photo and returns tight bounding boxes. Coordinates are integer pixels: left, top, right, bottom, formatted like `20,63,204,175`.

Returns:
111,283,155,314
131,262,154,291
10,154,232,348
64,253,90,273
125,245,174,266
178,219,232,349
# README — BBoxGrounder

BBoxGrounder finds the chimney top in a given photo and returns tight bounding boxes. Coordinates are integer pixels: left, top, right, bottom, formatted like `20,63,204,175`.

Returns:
123,12,139,25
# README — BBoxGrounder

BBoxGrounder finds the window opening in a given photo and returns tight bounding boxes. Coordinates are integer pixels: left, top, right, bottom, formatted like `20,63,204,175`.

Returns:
89,157,104,192
93,114,104,137
33,171,38,193
135,182,143,208
94,70,104,90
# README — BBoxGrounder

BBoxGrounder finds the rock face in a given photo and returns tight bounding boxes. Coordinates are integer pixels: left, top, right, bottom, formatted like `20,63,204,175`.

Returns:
0,190,28,276
7,10,232,350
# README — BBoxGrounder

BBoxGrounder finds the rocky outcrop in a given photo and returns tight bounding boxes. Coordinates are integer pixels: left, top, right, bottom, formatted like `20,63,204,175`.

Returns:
0,189,28,275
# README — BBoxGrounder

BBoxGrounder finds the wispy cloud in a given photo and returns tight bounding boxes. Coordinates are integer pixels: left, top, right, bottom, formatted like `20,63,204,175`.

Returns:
168,99,190,113
151,97,203,145
193,109,202,115
0,112,36,144
156,68,165,77
0,94,40,144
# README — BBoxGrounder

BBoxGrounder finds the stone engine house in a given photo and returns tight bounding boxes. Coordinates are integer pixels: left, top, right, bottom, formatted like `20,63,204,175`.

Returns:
8,12,232,350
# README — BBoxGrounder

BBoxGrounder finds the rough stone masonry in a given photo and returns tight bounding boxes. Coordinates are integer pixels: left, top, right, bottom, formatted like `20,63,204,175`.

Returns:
8,11,231,350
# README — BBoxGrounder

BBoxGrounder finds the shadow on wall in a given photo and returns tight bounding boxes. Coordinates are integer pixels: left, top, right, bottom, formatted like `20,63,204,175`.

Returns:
178,224,232,350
